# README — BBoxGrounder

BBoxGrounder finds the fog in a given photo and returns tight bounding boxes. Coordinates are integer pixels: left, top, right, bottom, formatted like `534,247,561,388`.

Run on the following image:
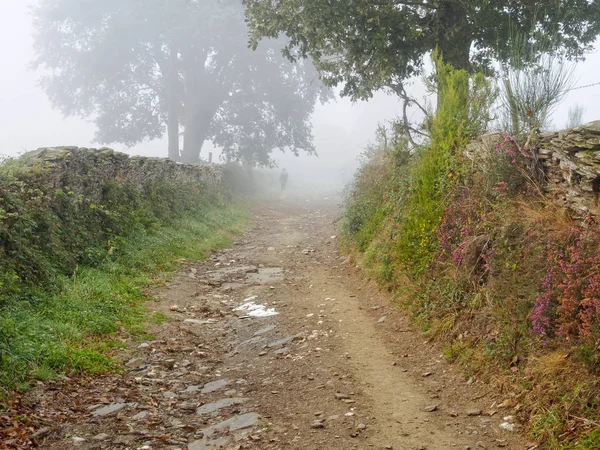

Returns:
1,0,600,195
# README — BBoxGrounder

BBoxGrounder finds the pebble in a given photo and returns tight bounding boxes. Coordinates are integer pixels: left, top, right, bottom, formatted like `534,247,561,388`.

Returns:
132,410,149,420
424,404,439,412
466,409,482,416
93,433,109,441
126,358,144,369
499,422,515,432
335,393,350,400
311,420,325,429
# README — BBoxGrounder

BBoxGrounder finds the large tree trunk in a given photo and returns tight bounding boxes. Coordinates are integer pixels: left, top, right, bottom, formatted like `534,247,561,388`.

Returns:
180,90,228,163
435,0,472,72
165,47,181,161
181,114,210,164
179,46,231,164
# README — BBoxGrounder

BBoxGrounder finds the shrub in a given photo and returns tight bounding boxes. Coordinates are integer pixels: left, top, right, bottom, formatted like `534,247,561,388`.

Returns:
532,220,600,355
394,59,495,277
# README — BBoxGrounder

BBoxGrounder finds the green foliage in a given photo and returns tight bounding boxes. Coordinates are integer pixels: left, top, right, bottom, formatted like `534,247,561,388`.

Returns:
395,60,496,277
245,0,600,100
0,203,247,391
0,159,248,392
341,125,411,255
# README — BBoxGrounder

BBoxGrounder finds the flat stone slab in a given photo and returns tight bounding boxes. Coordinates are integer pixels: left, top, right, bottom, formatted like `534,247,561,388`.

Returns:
237,336,264,350
188,436,232,450
181,385,202,393
246,267,284,284
91,403,138,417
196,398,248,415
132,410,148,420
202,412,261,438
201,379,231,394
267,336,294,348
253,325,276,337
183,319,218,325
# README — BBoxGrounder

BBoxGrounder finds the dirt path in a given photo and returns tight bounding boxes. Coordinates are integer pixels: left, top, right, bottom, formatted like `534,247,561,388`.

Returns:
23,198,529,450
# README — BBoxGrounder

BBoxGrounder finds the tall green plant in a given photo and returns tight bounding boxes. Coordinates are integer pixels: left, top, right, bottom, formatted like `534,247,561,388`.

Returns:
499,55,576,134
395,58,495,277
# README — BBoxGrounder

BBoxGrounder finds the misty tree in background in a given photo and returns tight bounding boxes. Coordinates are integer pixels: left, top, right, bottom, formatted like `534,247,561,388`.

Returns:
32,0,328,164
244,0,600,100
566,104,586,129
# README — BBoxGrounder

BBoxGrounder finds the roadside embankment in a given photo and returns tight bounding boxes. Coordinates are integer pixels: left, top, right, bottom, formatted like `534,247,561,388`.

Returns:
0,147,248,392
339,63,600,449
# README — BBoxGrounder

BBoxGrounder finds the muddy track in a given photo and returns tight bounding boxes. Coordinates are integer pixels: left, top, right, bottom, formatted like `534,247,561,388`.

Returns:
23,198,529,450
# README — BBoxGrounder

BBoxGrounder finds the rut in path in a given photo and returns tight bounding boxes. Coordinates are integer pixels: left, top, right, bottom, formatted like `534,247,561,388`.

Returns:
25,199,526,450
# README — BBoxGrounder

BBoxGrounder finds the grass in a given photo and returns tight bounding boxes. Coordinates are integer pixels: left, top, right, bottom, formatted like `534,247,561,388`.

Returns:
0,202,249,394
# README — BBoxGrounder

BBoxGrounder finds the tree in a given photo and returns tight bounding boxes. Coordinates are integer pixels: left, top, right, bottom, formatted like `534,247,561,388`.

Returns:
566,104,586,129
244,0,600,101
33,0,328,164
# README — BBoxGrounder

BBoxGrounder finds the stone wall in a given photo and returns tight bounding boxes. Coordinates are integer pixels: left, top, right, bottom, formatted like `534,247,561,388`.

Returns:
538,122,600,214
465,121,600,215
18,146,222,196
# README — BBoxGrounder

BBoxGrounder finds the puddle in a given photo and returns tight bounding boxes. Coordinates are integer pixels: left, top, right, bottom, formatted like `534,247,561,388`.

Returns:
234,296,278,317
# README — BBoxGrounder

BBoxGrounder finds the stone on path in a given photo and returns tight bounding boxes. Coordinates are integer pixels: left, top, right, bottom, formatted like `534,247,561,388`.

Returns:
199,412,261,439
181,385,202,393
132,410,148,420
311,419,325,428
200,379,231,394
253,325,276,337
91,403,138,417
267,336,294,348
183,319,218,325
196,398,248,415
188,436,233,450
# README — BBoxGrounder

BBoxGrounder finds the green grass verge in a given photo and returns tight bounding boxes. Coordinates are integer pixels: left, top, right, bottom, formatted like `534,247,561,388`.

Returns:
0,203,249,395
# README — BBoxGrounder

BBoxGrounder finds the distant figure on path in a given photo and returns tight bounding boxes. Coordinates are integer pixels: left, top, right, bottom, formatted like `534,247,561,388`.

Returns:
280,168,288,192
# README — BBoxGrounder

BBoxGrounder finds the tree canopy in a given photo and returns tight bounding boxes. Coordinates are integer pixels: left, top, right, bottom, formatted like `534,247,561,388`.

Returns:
244,0,600,100
33,0,328,164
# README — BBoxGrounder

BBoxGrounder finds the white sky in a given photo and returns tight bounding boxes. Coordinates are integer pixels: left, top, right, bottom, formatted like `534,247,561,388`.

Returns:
1,1,600,172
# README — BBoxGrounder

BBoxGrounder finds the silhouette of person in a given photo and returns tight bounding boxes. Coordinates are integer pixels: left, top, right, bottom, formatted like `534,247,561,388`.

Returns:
280,168,288,192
